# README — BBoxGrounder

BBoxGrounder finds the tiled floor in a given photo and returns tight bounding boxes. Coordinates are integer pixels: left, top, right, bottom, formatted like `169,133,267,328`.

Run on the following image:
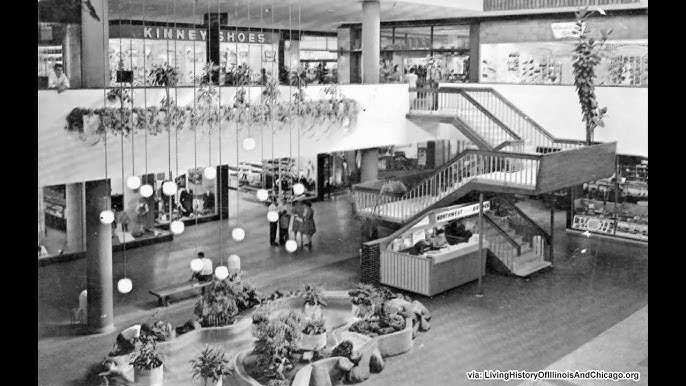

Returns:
37,195,648,386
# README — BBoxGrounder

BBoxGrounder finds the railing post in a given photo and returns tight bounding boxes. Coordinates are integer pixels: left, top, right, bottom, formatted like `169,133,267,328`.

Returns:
477,191,485,297
549,192,555,266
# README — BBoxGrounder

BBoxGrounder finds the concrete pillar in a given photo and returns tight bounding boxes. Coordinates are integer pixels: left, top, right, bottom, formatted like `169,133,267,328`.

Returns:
65,182,85,253
550,193,555,266
85,179,114,334
81,0,109,88
337,28,351,85
361,0,380,84
63,23,82,89
360,148,379,182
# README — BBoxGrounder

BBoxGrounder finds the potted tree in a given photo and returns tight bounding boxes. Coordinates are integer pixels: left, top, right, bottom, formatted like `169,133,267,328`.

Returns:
130,340,164,386
300,318,327,351
348,283,379,319
300,283,327,320
190,345,233,386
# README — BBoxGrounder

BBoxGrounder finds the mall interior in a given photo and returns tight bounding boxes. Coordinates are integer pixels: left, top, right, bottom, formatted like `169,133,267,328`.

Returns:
37,0,648,385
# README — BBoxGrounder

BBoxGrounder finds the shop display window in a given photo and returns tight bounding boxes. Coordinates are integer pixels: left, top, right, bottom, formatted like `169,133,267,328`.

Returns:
154,168,217,225
570,155,647,241
432,26,470,50
233,158,317,201
480,40,647,87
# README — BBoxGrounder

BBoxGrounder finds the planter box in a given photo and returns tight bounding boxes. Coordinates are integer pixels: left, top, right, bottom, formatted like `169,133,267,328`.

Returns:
134,365,164,386
375,317,414,357
194,377,223,386
299,332,327,351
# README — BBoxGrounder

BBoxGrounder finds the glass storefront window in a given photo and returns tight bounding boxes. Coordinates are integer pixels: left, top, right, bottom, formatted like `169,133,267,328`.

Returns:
394,27,432,50
381,28,394,51
432,25,470,50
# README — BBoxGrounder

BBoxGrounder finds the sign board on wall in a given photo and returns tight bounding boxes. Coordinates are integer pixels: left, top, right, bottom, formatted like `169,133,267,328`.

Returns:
110,24,276,44
550,22,580,39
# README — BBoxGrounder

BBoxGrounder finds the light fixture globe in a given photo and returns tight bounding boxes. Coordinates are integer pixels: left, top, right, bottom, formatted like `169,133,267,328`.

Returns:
117,278,133,294
228,255,241,270
293,183,305,196
190,258,204,272
215,266,229,280
100,210,115,224
267,211,279,222
162,181,177,196
256,189,269,201
203,166,217,180
126,176,142,190
232,227,245,242
285,239,297,253
140,184,154,198
170,220,185,235
243,137,256,151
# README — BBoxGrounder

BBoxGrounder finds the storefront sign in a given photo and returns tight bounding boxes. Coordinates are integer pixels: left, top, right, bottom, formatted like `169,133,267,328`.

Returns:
551,22,580,39
435,201,490,224
110,24,275,44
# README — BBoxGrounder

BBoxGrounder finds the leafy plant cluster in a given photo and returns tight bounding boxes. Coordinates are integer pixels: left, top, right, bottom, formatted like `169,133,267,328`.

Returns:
572,7,612,145
139,314,174,343
130,340,164,370
189,345,233,383
347,284,410,337
148,63,180,87
302,318,326,335
250,303,304,381
64,85,359,142
297,283,328,308
194,273,263,328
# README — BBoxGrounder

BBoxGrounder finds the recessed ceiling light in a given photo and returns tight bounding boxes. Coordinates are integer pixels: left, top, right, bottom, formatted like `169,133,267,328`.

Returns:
328,9,335,12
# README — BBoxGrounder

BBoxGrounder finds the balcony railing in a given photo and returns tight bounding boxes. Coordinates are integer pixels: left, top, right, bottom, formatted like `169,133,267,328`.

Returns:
484,0,641,12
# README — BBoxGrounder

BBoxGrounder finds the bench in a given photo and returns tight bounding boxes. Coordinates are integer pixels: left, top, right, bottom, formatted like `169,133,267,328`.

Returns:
148,281,213,307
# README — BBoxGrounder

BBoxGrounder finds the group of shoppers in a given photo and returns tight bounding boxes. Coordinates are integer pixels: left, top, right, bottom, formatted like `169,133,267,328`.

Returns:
268,197,316,249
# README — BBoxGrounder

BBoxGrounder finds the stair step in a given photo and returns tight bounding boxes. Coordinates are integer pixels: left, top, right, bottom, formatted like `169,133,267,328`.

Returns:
512,260,552,277
513,250,543,268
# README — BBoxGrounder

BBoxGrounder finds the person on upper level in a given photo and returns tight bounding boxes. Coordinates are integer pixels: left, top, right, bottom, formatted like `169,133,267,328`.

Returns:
48,63,70,93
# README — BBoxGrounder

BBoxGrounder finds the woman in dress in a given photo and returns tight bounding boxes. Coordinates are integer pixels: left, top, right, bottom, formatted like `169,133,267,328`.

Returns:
135,198,149,234
302,201,316,248
291,200,306,247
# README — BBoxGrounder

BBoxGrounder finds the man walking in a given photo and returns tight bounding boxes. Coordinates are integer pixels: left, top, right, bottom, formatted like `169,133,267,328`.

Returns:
277,199,290,246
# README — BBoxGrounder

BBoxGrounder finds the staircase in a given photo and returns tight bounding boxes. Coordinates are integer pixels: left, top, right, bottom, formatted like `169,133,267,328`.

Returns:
354,86,617,277
482,196,552,276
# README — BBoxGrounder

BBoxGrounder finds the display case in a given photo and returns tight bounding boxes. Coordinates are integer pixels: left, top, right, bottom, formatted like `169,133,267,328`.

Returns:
43,186,66,231
570,155,647,242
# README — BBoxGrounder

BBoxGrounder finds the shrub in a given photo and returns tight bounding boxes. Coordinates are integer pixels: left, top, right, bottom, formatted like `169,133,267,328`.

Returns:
194,280,239,327
302,318,326,335
299,283,327,308
251,307,304,381
130,340,164,370
330,340,354,360
189,345,232,383
140,312,174,343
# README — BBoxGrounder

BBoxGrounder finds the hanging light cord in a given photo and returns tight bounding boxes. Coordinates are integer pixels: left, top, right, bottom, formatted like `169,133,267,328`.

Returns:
193,0,198,253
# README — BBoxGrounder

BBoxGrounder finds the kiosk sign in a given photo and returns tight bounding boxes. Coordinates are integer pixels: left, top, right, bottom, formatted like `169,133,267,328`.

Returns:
435,201,490,224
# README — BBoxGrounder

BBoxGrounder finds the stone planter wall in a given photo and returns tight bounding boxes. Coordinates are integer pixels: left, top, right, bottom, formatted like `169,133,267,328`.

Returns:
375,317,414,357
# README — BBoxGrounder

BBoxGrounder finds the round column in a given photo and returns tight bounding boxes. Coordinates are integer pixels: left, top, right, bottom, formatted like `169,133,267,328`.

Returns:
360,148,379,182
361,0,381,84
85,179,114,334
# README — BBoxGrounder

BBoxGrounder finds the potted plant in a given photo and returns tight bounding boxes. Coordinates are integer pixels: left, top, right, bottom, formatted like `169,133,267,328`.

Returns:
300,318,327,351
190,345,233,386
348,283,379,319
130,340,164,386
300,283,327,319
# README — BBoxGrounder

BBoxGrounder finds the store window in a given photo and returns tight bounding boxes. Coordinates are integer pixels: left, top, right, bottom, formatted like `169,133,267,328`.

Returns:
153,169,218,226
232,157,317,201
220,30,280,86
374,25,472,84
480,40,648,86
570,155,648,242
38,22,64,89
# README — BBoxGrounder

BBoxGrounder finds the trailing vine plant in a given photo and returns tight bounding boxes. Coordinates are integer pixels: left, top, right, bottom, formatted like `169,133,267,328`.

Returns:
64,85,359,143
572,7,612,145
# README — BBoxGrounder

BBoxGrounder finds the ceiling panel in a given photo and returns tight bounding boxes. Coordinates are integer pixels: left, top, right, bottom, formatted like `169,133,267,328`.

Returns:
108,0,483,31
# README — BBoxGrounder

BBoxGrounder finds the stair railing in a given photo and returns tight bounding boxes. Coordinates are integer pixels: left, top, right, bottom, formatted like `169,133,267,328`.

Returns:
409,87,519,150
490,195,552,262
353,149,542,223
